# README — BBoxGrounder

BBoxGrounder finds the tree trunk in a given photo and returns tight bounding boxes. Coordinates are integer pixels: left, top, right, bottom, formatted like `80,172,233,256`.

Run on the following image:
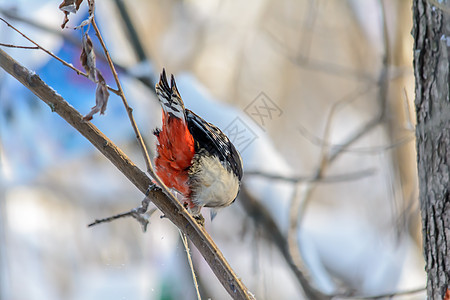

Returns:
412,1,450,299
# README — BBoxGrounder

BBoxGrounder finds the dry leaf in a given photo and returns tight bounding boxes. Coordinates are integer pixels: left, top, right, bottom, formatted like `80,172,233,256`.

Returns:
59,0,83,13
83,70,110,121
96,71,109,115
87,0,95,16
73,0,93,29
76,0,83,10
80,34,96,81
61,13,70,29
59,0,84,28
60,4,76,13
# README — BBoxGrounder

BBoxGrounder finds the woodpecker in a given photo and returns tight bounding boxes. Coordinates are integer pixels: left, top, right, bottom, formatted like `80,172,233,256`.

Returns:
153,69,243,219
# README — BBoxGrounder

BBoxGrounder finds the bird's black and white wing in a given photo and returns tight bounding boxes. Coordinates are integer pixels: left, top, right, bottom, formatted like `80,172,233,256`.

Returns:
185,109,243,180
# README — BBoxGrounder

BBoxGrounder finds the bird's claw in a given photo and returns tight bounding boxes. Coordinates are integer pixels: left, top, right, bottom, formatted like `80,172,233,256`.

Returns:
194,214,205,226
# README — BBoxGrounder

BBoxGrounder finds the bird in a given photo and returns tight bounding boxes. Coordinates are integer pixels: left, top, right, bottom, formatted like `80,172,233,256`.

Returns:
153,69,243,221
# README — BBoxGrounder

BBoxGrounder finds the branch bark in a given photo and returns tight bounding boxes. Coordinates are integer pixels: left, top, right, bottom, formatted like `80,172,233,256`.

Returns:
412,0,450,298
0,48,253,300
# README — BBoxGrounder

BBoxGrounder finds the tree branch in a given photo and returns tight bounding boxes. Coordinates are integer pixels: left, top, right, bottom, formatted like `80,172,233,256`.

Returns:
180,230,202,300
244,168,376,184
87,187,157,231
0,16,120,95
240,185,330,300
0,8,156,92
344,286,426,299
0,43,39,49
0,48,254,300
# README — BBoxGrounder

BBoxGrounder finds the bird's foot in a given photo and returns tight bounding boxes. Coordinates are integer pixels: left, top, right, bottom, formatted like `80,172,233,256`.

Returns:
194,214,205,226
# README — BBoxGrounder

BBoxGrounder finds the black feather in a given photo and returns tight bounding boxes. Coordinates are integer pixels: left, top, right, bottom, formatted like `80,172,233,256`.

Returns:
159,68,171,94
186,109,243,180
156,69,186,119
171,74,177,91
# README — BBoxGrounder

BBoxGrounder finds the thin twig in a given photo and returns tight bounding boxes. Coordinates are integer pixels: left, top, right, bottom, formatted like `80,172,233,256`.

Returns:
0,43,38,49
88,209,148,228
240,186,330,300
261,5,374,83
285,89,385,297
0,8,71,38
83,2,184,225
244,168,376,184
402,87,415,131
298,124,414,154
180,231,202,300
0,48,254,300
90,12,188,224
241,184,425,300
0,8,156,93
327,115,384,163
0,17,120,95
334,286,426,300
0,17,86,75
262,30,374,82
286,2,393,296
88,189,157,231
298,85,373,169
90,17,156,178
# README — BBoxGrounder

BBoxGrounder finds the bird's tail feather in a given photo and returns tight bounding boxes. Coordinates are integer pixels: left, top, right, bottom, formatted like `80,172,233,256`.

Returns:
155,68,185,120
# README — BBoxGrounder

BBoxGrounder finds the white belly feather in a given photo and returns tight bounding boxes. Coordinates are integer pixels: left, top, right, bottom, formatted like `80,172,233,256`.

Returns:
189,154,240,211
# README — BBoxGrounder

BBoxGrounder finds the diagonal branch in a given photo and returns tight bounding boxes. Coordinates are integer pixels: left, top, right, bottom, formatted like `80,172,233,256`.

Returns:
87,188,157,231
90,15,155,179
180,230,202,300
0,48,253,300
0,16,86,76
88,10,187,223
240,185,330,300
286,1,391,295
0,16,120,95
0,8,156,92
244,168,376,184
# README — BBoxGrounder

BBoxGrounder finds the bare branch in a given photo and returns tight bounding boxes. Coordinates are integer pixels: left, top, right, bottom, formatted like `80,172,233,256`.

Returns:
0,48,254,300
180,231,202,300
240,186,330,300
240,185,424,300
89,16,159,182
0,17,87,76
89,12,191,233
298,123,414,154
285,2,394,296
402,87,415,131
0,43,39,49
0,9,157,92
87,185,157,231
0,17,120,95
286,92,385,297
336,286,426,300
244,168,376,184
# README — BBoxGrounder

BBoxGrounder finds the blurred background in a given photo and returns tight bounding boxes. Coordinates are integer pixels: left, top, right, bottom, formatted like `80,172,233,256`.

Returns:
0,0,426,299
